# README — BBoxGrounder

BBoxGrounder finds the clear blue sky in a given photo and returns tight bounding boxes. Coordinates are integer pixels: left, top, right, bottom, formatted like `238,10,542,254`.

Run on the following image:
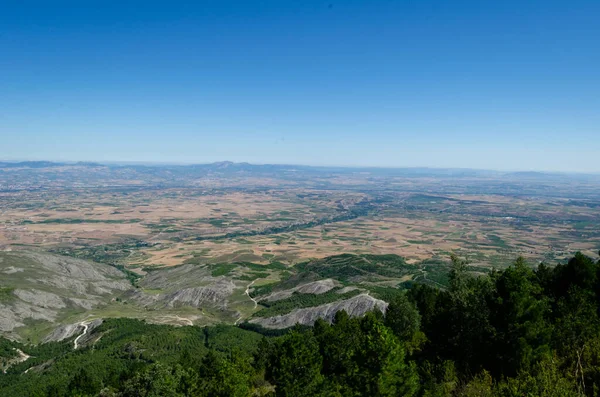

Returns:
1,1,599,172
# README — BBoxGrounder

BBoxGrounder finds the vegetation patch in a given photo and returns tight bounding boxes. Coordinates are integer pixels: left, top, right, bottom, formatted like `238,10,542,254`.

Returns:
50,240,152,265
253,288,361,317
367,285,404,302
0,287,15,302
209,263,238,277
296,254,414,282
249,282,277,298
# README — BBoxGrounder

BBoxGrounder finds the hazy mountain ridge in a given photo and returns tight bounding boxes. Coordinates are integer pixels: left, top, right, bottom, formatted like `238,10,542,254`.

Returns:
3,160,598,177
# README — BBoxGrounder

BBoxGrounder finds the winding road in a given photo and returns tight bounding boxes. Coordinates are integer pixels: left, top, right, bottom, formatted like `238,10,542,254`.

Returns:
73,322,89,349
234,280,259,325
2,349,30,374
246,280,258,309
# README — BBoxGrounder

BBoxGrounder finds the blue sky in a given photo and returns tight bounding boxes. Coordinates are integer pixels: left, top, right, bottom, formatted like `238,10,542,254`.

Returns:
1,0,599,172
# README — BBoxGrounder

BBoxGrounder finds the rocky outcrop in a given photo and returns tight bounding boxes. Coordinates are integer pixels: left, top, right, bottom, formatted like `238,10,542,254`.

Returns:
164,279,236,308
42,323,82,343
138,264,211,290
21,251,127,283
0,251,131,336
250,293,388,329
43,319,103,343
129,276,237,309
13,289,66,309
130,263,239,309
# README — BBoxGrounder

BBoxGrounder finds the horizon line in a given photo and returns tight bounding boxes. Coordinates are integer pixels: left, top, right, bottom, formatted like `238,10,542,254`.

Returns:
1,158,599,176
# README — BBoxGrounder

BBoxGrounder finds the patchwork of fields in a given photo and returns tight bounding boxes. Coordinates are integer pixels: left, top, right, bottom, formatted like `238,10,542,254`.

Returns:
2,186,598,270
1,163,600,339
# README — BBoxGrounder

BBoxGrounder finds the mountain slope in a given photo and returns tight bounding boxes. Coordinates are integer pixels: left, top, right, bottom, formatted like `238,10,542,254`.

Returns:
0,251,131,339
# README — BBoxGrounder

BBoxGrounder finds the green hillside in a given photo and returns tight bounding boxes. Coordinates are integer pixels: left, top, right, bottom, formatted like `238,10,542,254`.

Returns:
2,252,600,396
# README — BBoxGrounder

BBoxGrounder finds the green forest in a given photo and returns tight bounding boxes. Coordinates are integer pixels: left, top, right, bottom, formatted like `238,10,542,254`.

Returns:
2,252,600,396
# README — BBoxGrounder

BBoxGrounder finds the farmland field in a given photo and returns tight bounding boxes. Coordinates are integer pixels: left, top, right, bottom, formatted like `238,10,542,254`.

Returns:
2,162,599,272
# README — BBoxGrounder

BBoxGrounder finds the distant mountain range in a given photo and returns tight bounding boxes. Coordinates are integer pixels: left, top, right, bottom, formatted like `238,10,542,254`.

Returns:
2,160,596,177
0,161,103,168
